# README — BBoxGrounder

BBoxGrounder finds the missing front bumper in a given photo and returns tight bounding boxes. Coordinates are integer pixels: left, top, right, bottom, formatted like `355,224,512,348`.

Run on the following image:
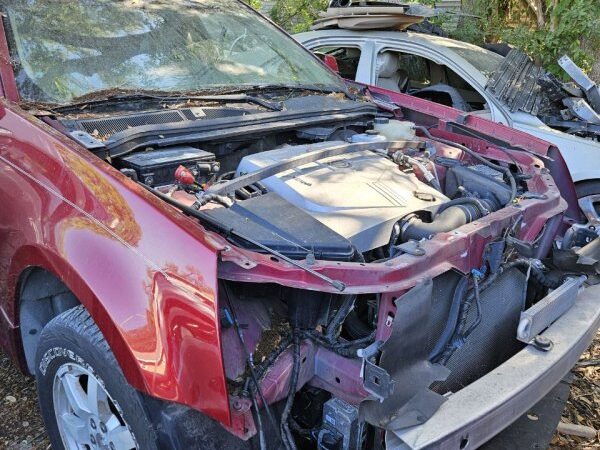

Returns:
386,283,600,450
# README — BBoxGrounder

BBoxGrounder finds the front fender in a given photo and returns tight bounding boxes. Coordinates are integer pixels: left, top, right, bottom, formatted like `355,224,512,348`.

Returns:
0,103,230,426
7,222,231,426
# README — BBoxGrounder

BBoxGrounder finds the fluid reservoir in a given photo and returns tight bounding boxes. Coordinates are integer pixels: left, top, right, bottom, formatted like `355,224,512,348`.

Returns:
350,130,388,143
373,117,416,141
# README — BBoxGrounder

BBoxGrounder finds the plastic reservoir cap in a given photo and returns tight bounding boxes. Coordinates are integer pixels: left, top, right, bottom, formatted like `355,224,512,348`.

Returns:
351,132,387,143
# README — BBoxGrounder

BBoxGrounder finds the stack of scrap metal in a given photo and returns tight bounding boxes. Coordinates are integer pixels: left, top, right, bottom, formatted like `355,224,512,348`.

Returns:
487,49,600,139
486,49,548,116
313,1,429,31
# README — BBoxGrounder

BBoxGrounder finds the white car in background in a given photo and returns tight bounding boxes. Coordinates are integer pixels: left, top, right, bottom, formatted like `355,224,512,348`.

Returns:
295,29,600,227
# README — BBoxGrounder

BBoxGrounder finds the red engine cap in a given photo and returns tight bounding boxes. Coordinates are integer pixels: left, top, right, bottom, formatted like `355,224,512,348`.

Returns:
174,165,196,185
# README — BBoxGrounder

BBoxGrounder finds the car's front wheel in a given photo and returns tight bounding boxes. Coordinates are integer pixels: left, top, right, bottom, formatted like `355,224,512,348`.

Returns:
35,305,158,450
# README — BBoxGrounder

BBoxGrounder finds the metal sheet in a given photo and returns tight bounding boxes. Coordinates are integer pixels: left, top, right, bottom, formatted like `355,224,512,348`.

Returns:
361,280,450,429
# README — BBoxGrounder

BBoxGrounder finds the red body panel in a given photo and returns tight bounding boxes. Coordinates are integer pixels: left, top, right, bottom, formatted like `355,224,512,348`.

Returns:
0,102,234,425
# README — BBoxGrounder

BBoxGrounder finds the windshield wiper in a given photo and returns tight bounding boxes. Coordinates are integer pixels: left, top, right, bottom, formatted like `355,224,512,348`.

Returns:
46,90,283,113
191,94,283,111
225,83,352,97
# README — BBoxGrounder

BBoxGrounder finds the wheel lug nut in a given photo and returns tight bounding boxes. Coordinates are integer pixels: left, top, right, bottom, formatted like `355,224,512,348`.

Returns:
90,418,96,429
100,422,107,433
110,443,116,450
90,435,96,445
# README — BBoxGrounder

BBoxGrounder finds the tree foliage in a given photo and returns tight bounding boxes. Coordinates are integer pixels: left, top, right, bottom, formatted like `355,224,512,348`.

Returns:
270,0,328,33
242,0,263,10
436,0,600,77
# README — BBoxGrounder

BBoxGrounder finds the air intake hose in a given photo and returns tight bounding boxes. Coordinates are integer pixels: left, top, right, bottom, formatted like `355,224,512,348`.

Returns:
401,196,500,242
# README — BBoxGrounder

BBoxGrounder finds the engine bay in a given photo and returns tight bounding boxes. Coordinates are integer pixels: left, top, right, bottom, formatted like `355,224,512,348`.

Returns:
56,96,519,265
52,93,582,450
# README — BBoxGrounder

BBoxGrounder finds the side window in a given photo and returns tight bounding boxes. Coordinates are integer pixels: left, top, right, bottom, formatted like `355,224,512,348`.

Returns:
314,46,361,80
377,50,488,112
397,54,431,90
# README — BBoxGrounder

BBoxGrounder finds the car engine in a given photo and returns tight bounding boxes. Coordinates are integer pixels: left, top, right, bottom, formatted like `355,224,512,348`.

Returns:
235,145,448,252
94,119,513,264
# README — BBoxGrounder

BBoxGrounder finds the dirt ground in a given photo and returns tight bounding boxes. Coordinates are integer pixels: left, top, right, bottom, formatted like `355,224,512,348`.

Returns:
551,332,600,449
1,335,599,450
0,353,49,450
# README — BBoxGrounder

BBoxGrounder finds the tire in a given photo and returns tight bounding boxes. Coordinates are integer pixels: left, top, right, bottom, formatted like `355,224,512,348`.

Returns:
576,180,600,228
35,305,158,450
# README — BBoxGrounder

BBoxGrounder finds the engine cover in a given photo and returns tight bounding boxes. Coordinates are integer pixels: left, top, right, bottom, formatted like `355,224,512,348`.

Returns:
237,145,448,252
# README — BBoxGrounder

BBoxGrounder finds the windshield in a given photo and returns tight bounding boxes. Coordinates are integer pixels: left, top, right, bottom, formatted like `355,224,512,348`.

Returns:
4,0,345,104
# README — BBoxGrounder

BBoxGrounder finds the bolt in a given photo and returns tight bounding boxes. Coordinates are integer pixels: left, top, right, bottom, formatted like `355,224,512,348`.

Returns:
90,435,96,445
90,418,96,430
100,422,107,433
534,335,553,350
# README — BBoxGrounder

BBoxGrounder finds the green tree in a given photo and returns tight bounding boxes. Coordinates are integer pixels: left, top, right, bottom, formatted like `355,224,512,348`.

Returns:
242,0,262,10
437,0,600,77
503,0,600,75
270,0,328,33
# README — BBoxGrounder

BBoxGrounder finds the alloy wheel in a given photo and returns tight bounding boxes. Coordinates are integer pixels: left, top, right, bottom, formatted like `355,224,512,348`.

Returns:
579,194,600,230
52,363,138,450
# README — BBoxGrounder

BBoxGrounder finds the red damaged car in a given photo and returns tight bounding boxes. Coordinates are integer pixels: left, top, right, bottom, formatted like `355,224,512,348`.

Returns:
0,1,599,450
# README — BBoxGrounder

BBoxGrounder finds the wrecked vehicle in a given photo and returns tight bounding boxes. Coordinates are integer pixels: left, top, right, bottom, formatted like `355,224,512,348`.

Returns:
295,6,600,230
0,1,599,449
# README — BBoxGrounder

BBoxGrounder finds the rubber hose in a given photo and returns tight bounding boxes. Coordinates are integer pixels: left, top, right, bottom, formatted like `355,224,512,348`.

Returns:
429,276,469,361
325,295,356,341
280,331,301,450
402,205,476,241
402,198,499,242
436,197,495,217
344,310,374,340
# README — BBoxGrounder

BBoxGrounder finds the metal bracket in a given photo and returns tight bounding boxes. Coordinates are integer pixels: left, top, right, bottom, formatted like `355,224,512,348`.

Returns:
394,240,426,256
358,341,395,402
558,55,600,114
563,98,600,124
70,130,106,151
362,360,396,403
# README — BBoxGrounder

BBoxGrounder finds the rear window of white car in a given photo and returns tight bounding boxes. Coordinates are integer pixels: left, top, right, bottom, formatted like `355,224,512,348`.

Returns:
440,41,504,77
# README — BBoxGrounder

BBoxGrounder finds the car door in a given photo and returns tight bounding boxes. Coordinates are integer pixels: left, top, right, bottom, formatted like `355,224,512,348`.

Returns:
297,32,512,126
370,40,512,125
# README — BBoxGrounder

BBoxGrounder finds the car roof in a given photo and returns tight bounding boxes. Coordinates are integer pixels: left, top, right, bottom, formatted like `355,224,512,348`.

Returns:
295,28,488,56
